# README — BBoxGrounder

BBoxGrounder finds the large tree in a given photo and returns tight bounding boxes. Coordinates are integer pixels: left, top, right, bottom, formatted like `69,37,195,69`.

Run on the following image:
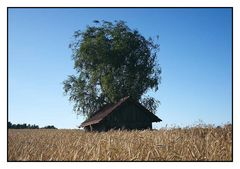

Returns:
63,20,161,118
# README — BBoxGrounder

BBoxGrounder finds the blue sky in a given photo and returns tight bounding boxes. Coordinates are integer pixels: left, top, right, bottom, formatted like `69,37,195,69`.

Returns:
8,8,232,129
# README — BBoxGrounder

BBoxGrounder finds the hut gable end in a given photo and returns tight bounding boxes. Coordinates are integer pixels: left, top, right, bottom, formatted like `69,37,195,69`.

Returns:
107,101,152,123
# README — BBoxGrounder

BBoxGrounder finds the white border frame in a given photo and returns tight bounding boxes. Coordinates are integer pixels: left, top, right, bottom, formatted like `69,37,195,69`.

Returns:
1,0,239,168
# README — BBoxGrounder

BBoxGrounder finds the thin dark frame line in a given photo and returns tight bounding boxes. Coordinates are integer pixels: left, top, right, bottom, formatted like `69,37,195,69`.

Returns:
231,7,233,162
7,7,233,162
7,6,233,9
7,7,9,163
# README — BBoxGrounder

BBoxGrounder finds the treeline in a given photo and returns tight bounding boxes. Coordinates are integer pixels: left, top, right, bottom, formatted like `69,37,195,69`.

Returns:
8,122,57,129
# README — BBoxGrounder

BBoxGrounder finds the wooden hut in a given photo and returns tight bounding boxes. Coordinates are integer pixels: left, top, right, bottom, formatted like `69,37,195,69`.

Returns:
80,96,162,131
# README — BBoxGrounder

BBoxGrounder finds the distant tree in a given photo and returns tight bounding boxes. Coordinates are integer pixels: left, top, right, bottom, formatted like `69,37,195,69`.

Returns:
8,122,39,129
16,124,21,129
8,122,12,128
11,124,16,129
42,125,57,129
31,124,39,129
22,123,27,129
63,20,161,119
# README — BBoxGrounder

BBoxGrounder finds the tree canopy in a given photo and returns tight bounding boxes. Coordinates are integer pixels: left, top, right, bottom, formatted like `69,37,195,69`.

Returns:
63,20,161,118
8,122,58,129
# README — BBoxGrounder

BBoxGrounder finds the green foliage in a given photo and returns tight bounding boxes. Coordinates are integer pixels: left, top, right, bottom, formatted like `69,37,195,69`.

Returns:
8,122,57,129
42,125,57,129
140,97,160,114
63,20,161,118
8,122,39,129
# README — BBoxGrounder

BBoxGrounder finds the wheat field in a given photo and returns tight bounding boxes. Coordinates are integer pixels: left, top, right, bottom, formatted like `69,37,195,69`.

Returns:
8,124,232,161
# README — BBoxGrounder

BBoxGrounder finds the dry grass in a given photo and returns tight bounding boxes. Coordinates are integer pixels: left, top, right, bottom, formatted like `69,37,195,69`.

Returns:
8,124,232,161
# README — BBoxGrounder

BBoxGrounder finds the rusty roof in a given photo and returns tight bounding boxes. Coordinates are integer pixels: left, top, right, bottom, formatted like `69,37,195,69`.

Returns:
80,96,161,127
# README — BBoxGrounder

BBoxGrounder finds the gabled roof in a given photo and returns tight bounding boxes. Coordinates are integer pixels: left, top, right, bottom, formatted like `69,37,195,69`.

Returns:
80,96,162,127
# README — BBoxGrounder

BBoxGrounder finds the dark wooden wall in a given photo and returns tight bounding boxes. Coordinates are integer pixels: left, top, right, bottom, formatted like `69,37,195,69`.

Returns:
88,101,152,131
